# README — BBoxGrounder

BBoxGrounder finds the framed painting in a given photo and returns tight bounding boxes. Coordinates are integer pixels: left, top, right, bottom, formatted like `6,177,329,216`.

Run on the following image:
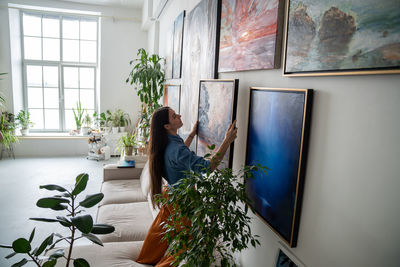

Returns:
219,0,284,72
275,249,298,267
165,25,174,79
163,84,181,114
179,0,221,143
245,87,313,247
283,0,400,76
172,11,185,79
196,79,238,168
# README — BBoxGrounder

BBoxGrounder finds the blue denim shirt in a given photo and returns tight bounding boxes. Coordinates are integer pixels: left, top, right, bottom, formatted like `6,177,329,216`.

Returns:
164,134,210,186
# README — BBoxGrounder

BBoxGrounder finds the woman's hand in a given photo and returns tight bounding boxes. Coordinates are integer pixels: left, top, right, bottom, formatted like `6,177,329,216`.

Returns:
224,120,237,144
190,121,198,138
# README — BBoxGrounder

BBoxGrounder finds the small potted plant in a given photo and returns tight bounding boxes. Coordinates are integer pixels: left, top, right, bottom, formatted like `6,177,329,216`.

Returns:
118,109,131,133
81,113,92,135
16,110,34,136
110,111,120,134
72,101,85,134
118,132,136,156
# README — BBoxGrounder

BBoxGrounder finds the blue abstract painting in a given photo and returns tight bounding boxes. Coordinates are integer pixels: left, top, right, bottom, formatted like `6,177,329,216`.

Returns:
245,88,312,247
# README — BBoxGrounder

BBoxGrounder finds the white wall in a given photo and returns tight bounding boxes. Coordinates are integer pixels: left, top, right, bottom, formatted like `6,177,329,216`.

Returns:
154,1,400,266
0,0,147,156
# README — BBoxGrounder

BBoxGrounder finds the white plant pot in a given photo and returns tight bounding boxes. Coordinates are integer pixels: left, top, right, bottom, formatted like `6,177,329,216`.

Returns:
112,127,119,134
21,128,29,136
81,127,90,135
120,126,126,133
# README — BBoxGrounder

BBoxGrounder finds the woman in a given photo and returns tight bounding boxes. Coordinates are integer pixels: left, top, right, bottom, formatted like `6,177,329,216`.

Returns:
148,106,237,207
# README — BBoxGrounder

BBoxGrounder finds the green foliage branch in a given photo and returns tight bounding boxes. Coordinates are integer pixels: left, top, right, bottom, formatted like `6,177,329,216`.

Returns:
0,111,18,149
0,173,115,267
16,110,34,129
156,146,269,267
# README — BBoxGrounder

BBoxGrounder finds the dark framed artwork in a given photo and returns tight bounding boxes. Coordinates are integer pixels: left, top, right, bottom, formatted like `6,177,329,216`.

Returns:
245,87,313,247
219,0,284,72
276,249,298,267
172,11,185,79
179,0,221,142
163,84,181,114
283,0,400,76
165,25,174,79
196,79,238,168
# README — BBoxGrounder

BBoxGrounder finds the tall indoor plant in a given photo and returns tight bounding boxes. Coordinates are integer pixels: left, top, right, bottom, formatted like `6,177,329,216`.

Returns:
156,151,269,266
72,102,85,133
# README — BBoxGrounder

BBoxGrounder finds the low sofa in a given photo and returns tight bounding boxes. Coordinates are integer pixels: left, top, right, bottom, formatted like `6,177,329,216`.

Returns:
54,156,160,266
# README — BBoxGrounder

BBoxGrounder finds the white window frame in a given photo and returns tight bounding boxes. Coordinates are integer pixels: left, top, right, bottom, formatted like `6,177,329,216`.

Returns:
21,10,99,132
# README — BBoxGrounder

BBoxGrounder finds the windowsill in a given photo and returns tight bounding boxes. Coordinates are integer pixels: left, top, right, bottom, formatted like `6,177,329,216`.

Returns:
18,133,89,140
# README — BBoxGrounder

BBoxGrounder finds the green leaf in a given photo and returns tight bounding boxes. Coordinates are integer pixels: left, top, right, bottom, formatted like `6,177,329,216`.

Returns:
30,218,59,223
5,251,17,259
35,234,54,256
82,233,103,246
73,258,90,267
0,244,12,248
51,204,68,211
36,197,70,208
71,215,93,234
90,224,115,235
12,238,31,253
48,248,64,260
56,216,72,227
72,173,89,195
79,193,104,208
11,258,28,267
42,260,57,267
28,228,35,243
40,184,68,192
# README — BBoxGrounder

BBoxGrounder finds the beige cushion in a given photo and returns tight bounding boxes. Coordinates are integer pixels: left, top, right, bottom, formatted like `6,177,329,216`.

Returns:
100,180,147,206
140,162,150,197
97,202,153,242
103,164,143,181
53,241,152,267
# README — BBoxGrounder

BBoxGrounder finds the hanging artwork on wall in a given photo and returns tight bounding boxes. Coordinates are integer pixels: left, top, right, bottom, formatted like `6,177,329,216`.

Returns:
179,0,221,146
275,249,298,267
245,87,313,247
284,0,400,76
163,84,181,114
172,11,185,79
196,79,238,168
219,0,284,72
165,25,174,79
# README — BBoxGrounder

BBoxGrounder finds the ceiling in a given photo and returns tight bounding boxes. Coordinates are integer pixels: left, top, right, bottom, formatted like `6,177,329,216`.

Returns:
58,0,144,9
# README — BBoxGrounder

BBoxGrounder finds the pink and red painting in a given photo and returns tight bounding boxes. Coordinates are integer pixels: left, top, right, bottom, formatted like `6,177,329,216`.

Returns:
218,0,284,72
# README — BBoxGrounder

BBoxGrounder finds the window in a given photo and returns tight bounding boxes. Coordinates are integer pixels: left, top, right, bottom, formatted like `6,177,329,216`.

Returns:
22,12,98,131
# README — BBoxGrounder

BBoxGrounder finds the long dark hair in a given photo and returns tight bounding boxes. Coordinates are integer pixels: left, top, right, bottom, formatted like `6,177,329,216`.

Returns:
149,106,170,208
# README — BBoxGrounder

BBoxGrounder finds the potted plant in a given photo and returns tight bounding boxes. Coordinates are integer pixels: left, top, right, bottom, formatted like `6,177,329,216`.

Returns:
0,173,115,266
118,133,136,156
81,113,92,135
156,150,269,266
110,110,120,134
126,48,165,150
16,110,34,135
0,111,18,152
118,110,131,133
72,101,85,134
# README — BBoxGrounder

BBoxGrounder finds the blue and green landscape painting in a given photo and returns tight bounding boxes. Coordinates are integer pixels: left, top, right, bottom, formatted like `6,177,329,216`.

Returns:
285,0,400,73
246,89,306,243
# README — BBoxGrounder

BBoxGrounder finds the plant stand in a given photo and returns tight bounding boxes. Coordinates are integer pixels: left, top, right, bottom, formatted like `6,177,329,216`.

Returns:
0,143,15,160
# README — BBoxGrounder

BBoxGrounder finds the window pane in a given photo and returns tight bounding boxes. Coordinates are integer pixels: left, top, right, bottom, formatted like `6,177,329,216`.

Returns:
29,109,44,129
28,87,43,108
80,41,96,63
26,65,42,86
63,67,78,88
80,20,97,40
63,39,79,62
65,109,75,130
64,89,79,109
79,68,94,88
62,18,79,39
80,89,94,110
24,37,42,60
43,38,60,61
43,16,59,38
23,14,41,36
43,66,58,87
44,88,59,108
44,109,59,129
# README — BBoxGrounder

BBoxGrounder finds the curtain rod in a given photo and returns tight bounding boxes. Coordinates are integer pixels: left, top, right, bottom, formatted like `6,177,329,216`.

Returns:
0,5,141,22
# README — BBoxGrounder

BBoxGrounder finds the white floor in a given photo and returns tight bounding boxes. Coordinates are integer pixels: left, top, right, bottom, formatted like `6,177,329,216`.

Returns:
0,156,118,266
